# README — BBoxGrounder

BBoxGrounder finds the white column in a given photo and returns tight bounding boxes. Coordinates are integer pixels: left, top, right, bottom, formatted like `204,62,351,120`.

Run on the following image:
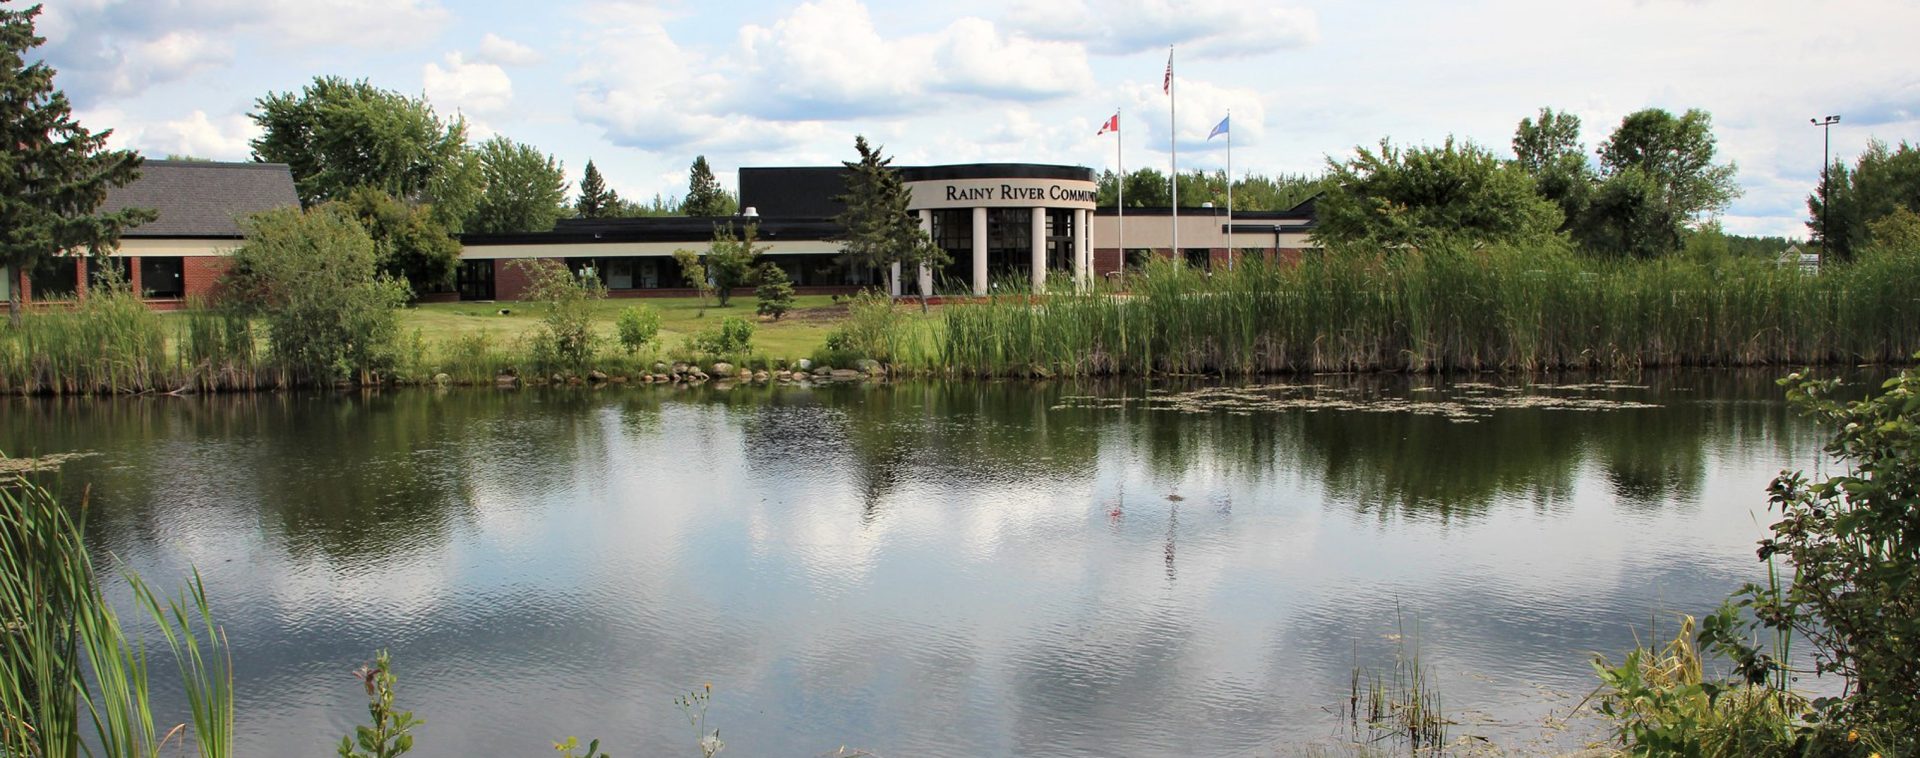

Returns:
917,210,934,297
888,261,901,298
1030,207,1047,293
1076,208,1091,290
971,206,989,296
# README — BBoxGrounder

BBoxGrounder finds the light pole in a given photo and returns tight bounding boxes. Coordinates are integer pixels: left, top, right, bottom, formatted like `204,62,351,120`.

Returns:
1811,115,1841,255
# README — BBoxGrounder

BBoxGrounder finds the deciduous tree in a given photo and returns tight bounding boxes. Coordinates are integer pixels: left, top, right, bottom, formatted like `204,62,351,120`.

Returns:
467,136,568,234
333,188,462,297
249,76,470,212
1513,107,1594,234
1808,139,1920,261
0,3,153,323
1314,137,1562,248
1583,108,1739,258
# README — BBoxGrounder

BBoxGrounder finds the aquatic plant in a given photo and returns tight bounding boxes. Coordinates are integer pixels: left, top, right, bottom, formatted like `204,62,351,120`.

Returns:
338,650,422,758
931,242,1920,377
1,464,235,758
1343,618,1449,755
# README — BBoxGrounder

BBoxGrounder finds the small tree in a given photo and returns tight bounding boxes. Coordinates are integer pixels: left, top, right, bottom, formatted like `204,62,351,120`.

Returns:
0,4,154,324
704,223,765,307
754,262,794,319
220,206,410,385
671,248,713,306
510,258,605,373
615,305,661,354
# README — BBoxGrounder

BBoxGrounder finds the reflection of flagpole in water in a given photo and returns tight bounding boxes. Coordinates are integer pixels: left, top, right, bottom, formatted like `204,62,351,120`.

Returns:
1164,500,1179,581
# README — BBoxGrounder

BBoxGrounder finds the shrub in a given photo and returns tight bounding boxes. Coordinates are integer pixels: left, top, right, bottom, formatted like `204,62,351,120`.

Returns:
686,315,753,356
220,206,410,385
615,305,661,354
512,259,605,373
1728,367,1920,749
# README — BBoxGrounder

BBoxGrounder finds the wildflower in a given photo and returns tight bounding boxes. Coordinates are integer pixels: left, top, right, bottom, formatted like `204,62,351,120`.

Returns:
1849,730,1859,742
352,664,377,697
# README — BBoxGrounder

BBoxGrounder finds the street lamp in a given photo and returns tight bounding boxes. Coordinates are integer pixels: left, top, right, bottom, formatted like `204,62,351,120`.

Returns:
1811,115,1841,255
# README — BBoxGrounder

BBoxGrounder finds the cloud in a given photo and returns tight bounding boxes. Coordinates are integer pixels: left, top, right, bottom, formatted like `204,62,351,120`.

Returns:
572,0,1093,152
81,108,262,160
1124,77,1268,157
1005,0,1317,58
475,33,543,67
424,52,514,116
37,0,451,103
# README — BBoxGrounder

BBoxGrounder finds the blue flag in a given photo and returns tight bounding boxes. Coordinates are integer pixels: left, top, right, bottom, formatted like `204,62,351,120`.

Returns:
1207,115,1230,141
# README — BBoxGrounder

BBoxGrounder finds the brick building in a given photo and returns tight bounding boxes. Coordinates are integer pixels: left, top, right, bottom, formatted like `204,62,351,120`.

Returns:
459,163,1319,301
2,160,299,310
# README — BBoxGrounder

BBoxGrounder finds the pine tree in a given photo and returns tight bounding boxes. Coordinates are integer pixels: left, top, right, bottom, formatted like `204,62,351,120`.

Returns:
754,262,794,320
575,160,615,219
833,136,947,304
0,3,153,323
681,155,732,217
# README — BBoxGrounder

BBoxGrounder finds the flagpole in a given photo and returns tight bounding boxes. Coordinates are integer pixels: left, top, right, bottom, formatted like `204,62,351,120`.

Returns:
1169,46,1178,262
1116,105,1124,275
1226,108,1233,271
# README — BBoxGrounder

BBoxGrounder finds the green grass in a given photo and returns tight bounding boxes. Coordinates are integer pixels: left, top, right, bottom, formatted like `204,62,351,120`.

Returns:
401,295,877,364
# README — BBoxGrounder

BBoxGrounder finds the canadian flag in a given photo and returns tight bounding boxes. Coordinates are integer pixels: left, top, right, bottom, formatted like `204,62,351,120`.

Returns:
1097,113,1119,135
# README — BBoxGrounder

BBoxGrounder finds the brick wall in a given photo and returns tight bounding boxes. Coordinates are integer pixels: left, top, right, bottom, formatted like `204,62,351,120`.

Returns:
182,257,231,302
494,259,531,301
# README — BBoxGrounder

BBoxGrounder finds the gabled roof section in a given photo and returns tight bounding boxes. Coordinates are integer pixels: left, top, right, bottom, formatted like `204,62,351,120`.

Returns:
102,160,300,239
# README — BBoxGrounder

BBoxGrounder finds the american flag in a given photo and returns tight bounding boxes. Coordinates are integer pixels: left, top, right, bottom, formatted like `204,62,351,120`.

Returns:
1162,49,1173,94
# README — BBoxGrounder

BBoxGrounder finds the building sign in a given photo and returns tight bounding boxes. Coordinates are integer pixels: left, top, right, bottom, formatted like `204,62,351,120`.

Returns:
906,177,1099,210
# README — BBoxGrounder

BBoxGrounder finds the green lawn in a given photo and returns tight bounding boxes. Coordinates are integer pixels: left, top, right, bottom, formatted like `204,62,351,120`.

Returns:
402,294,930,362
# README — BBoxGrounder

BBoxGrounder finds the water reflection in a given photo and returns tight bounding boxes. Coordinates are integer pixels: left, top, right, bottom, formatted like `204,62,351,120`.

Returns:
0,370,1835,756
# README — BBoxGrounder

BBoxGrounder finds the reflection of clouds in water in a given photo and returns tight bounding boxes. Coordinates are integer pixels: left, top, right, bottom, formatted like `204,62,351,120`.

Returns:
2,372,1848,756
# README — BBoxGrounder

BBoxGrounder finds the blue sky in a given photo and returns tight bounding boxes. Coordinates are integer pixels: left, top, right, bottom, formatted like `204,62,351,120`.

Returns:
41,0,1920,238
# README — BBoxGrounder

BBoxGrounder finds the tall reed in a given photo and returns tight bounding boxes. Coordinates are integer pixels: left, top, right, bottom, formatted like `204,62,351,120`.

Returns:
0,286,169,394
0,467,235,757
929,241,1920,377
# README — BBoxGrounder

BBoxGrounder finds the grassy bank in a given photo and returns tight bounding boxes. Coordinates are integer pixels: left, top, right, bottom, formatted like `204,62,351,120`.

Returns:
8,243,1920,393
0,292,933,394
931,244,1920,377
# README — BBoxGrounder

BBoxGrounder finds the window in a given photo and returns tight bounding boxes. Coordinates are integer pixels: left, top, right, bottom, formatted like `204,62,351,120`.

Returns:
566,257,599,284
605,259,635,289
930,209,972,288
1184,248,1212,270
1125,249,1156,270
28,257,78,299
1045,209,1076,272
985,208,1031,283
138,256,185,299
457,259,495,301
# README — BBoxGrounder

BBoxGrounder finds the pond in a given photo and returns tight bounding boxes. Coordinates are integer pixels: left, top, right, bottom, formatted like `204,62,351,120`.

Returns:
4,372,1838,755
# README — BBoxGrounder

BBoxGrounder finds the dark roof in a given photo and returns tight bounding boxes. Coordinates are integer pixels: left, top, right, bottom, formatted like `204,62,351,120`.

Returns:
102,160,299,238
738,163,1100,218
739,167,849,218
466,216,842,246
